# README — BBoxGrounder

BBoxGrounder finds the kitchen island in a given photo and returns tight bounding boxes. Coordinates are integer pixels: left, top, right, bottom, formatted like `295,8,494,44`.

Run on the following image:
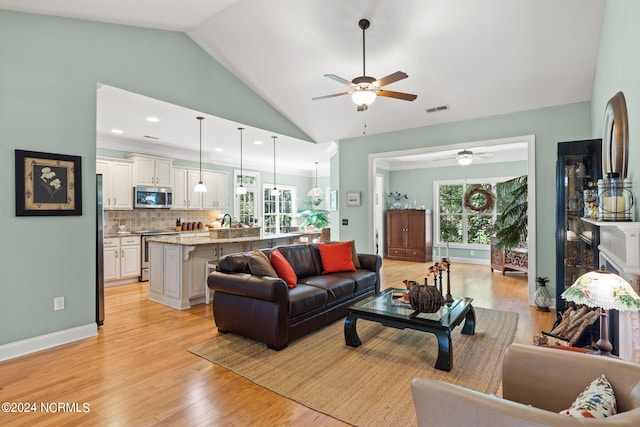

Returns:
146,232,299,309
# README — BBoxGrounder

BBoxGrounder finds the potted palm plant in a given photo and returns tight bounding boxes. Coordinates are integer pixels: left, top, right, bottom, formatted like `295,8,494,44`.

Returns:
492,175,528,250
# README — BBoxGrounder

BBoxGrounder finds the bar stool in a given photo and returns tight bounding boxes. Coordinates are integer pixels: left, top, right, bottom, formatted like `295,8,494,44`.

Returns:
205,260,217,304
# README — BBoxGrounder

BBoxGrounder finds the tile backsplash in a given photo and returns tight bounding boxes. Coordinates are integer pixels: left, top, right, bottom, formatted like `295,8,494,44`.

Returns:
105,209,223,233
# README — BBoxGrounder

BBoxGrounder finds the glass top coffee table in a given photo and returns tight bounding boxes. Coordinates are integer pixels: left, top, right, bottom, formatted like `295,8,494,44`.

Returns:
344,288,475,371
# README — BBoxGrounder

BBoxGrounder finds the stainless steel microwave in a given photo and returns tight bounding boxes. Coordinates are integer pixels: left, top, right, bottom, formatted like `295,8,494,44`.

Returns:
134,186,172,208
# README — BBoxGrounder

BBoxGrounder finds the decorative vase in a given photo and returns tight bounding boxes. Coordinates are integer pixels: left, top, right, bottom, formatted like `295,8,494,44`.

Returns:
534,282,552,312
409,284,444,313
392,201,402,209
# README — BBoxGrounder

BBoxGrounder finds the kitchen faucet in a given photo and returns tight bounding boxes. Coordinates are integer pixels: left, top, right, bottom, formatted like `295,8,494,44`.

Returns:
221,213,232,228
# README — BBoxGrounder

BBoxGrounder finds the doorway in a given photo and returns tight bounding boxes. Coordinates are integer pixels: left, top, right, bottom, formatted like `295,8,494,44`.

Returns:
367,134,536,305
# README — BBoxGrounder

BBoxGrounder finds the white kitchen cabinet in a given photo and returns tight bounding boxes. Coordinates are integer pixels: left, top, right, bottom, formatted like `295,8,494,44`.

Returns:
127,154,173,187
120,236,141,279
173,167,227,210
103,235,141,286
103,238,121,281
172,167,189,209
203,171,229,210
97,158,133,210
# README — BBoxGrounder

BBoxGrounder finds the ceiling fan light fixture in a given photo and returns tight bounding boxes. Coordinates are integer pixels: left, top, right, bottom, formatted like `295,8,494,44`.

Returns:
457,150,473,166
351,89,376,107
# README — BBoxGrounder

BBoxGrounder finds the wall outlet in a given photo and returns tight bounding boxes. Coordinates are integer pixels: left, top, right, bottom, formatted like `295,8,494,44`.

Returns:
54,297,65,311
470,250,475,256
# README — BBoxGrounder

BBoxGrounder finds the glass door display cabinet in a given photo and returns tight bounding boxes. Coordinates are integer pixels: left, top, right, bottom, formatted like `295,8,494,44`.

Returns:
555,139,602,312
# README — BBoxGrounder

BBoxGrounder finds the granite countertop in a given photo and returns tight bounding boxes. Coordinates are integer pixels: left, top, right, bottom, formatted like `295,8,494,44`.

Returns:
145,232,301,246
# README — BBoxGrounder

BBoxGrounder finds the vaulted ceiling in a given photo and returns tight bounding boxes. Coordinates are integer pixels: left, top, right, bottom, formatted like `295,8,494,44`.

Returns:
0,0,605,170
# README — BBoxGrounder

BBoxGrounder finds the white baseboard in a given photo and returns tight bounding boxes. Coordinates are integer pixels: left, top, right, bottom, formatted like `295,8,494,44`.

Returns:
0,323,97,362
450,257,489,265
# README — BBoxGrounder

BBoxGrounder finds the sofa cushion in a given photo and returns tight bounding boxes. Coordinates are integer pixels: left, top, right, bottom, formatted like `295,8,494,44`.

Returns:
560,374,617,418
318,241,356,274
276,245,322,278
270,249,297,288
248,247,278,277
333,270,377,293
300,275,355,302
288,284,328,317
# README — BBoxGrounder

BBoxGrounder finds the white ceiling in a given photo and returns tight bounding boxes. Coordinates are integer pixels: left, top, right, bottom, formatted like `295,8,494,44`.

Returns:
0,0,605,172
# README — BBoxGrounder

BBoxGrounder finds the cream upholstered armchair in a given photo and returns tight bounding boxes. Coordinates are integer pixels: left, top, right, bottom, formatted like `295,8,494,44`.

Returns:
411,344,640,426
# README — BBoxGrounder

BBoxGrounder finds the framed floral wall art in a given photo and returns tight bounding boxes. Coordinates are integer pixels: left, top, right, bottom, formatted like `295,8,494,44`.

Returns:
15,150,82,216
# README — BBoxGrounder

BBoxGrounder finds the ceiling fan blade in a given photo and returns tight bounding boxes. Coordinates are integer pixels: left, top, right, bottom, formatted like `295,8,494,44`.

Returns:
312,92,351,101
324,74,355,87
374,71,408,88
377,90,417,101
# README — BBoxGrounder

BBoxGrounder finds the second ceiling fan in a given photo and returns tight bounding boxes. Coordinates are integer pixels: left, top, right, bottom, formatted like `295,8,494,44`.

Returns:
312,19,417,111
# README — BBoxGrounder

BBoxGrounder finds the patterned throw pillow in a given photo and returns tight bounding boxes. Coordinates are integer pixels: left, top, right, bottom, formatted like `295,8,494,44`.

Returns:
559,374,617,418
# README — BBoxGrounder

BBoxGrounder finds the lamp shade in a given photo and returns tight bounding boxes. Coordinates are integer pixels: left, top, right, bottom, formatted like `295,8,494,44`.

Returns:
235,185,247,195
561,267,640,311
351,90,376,106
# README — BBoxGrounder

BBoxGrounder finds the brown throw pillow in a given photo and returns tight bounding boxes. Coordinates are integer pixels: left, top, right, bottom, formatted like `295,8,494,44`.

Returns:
248,247,278,277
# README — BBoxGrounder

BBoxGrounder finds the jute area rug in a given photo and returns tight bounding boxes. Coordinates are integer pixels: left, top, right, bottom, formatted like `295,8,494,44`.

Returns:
189,307,518,427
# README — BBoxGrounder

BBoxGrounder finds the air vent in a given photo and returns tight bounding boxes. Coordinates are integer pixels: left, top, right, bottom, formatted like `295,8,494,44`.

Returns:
143,135,160,140
426,105,450,113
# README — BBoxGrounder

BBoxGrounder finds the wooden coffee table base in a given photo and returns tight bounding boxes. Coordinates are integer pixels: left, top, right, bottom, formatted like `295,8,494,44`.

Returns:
344,299,475,372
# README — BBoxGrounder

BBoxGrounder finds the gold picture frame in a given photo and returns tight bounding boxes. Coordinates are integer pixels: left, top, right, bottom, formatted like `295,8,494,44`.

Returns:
15,149,82,216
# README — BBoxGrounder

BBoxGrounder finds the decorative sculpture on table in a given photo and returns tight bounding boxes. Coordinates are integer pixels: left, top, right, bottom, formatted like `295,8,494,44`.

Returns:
409,281,444,313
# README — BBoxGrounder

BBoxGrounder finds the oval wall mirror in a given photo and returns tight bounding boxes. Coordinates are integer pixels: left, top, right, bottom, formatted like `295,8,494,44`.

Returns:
602,91,629,178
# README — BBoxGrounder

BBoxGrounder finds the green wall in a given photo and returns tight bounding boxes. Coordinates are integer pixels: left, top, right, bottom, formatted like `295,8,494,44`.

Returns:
0,11,309,346
591,1,640,222
387,160,528,211
338,102,593,289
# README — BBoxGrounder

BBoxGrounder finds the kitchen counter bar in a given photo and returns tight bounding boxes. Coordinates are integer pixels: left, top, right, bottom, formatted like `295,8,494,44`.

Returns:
146,232,301,310
145,232,301,246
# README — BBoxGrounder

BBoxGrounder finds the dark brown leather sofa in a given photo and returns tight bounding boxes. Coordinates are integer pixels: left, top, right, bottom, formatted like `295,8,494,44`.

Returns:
207,244,382,350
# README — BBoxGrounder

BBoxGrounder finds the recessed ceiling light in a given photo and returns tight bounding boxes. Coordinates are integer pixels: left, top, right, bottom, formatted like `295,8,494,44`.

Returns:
214,148,223,152
111,129,123,134
146,116,159,122
254,140,263,145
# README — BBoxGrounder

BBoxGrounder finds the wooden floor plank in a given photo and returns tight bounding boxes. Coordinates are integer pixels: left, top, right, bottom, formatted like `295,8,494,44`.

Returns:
0,260,554,425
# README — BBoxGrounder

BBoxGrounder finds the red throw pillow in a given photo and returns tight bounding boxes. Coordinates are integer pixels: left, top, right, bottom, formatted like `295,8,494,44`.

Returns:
269,249,297,288
318,241,356,274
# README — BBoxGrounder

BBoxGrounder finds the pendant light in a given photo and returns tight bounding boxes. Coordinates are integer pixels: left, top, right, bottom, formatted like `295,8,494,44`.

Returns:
235,127,247,195
193,117,207,193
271,136,280,196
307,161,323,198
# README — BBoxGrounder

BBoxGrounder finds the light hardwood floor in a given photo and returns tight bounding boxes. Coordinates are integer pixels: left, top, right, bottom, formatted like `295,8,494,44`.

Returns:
0,260,555,426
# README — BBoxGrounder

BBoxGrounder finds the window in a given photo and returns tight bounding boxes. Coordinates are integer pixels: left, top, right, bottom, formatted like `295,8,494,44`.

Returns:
234,171,259,225
263,185,296,234
435,179,506,247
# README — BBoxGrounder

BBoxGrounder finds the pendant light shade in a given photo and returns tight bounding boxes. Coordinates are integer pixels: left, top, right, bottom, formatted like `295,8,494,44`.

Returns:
307,161,323,198
194,117,207,193
235,127,247,195
271,135,279,196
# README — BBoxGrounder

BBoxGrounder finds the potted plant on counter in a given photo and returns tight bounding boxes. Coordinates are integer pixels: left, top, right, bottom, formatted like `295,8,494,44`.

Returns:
299,198,329,231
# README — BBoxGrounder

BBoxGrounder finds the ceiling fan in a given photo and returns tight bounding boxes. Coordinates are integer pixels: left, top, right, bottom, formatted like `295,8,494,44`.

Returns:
312,19,417,111
435,150,496,165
